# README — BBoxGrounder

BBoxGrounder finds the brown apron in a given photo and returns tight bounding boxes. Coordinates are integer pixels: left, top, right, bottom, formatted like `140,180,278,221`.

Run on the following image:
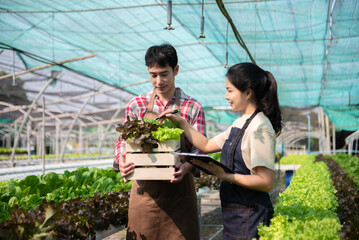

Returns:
126,89,200,240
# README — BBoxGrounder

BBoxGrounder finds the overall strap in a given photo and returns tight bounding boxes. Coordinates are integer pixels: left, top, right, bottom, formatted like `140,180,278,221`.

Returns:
174,88,181,110
147,88,180,112
228,109,260,171
146,89,156,112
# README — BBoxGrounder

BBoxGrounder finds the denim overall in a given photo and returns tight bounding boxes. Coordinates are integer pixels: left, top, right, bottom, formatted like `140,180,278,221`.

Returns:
220,110,274,240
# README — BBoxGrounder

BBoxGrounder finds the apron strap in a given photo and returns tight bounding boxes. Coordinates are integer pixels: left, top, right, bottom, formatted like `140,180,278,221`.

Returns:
147,88,180,113
228,109,261,209
174,88,180,110
147,89,157,112
228,109,260,171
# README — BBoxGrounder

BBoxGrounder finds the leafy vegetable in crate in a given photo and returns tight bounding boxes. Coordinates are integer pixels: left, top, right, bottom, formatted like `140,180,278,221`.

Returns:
116,116,183,153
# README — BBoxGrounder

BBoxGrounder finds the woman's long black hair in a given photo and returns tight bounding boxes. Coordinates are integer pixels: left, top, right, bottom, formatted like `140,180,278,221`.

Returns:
226,62,282,135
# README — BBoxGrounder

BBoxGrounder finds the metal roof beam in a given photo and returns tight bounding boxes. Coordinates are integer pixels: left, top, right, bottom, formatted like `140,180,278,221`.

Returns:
0,53,95,81
0,1,269,13
318,0,337,105
29,107,122,122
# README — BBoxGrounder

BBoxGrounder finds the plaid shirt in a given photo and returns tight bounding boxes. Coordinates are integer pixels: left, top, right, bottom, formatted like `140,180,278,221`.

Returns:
113,88,206,171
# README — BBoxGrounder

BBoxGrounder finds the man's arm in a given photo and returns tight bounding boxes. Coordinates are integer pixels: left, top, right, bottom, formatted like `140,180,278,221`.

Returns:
113,98,144,181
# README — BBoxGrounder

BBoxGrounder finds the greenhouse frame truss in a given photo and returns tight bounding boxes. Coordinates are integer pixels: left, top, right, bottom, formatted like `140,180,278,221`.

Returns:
0,49,232,167
0,0,358,169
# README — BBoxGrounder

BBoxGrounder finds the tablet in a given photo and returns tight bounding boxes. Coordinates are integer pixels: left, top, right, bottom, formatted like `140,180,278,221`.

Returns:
172,152,234,175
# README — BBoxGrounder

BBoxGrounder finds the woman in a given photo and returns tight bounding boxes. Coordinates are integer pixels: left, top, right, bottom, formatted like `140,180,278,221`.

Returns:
161,62,282,240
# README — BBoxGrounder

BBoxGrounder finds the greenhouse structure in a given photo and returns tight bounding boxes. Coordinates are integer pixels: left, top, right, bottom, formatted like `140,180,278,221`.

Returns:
0,1,358,239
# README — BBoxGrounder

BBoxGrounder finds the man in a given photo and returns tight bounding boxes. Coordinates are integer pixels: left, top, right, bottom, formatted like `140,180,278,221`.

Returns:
113,43,206,240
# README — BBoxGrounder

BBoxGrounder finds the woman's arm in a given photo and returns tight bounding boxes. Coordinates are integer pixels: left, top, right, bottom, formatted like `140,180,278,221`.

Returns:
160,110,220,153
222,166,274,192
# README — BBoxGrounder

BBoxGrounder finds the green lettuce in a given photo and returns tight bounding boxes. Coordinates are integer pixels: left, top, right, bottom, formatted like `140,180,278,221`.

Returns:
145,118,183,141
151,127,184,141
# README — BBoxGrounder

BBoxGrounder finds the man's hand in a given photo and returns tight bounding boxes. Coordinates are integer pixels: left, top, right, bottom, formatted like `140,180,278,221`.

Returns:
170,161,193,183
118,153,135,183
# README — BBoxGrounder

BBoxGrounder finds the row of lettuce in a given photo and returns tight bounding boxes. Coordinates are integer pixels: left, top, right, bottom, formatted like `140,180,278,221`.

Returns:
0,153,358,239
0,164,219,239
0,167,132,239
0,147,28,155
258,153,359,240
0,152,113,161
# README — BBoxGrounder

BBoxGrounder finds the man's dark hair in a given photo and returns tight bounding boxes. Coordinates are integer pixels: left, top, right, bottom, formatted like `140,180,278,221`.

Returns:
145,44,178,70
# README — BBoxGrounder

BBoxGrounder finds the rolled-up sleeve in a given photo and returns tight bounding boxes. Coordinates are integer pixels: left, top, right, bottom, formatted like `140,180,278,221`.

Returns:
250,126,276,171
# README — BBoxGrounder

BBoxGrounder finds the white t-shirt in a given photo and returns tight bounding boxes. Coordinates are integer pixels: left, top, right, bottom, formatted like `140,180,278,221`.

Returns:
213,112,276,175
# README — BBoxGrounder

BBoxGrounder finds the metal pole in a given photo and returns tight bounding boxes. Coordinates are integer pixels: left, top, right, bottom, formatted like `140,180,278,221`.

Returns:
97,125,102,157
9,74,58,166
27,121,31,162
97,125,102,158
307,115,311,155
97,108,121,159
13,121,16,149
79,125,83,155
42,97,46,175
318,107,325,153
0,53,96,80
55,122,60,161
36,125,41,156
332,122,336,153
86,138,89,154
4,134,9,148
59,83,104,162
325,114,331,154
50,137,54,155
348,142,352,155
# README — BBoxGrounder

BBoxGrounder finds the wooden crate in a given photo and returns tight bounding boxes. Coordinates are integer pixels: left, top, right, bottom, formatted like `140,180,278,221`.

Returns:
125,140,180,180
125,140,180,153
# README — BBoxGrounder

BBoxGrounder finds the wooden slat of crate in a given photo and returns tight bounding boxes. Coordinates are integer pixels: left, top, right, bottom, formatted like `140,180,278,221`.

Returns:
127,167,175,180
127,153,178,166
125,140,180,153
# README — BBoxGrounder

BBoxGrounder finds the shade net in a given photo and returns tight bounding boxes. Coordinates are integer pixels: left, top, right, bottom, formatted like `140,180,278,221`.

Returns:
0,0,358,130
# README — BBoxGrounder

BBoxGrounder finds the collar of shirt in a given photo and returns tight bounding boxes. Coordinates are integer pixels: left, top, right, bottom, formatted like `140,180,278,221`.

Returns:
150,87,186,109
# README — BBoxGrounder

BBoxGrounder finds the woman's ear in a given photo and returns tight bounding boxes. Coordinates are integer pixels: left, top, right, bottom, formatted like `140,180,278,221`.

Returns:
246,88,254,99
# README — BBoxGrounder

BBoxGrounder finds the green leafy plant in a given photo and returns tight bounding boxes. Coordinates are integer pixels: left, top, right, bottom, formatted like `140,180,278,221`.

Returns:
0,152,113,161
151,127,184,142
194,174,220,191
0,190,129,240
209,152,221,161
258,155,341,239
116,116,183,153
316,154,359,240
0,147,27,155
0,167,132,223
279,154,309,165
331,153,359,186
